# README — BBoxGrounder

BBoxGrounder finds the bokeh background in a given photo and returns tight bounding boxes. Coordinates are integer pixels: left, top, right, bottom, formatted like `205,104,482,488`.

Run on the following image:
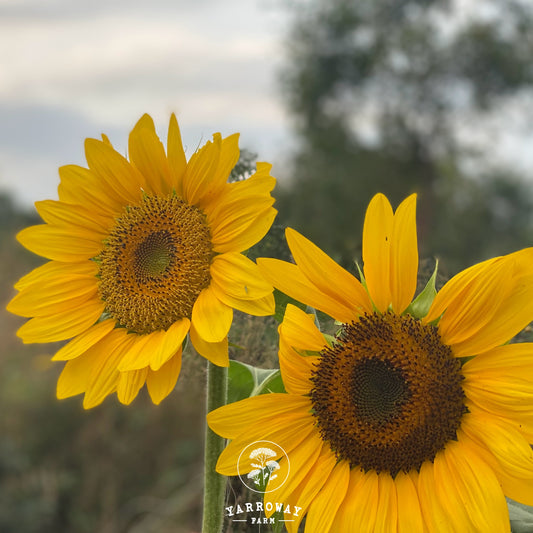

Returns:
3,0,533,531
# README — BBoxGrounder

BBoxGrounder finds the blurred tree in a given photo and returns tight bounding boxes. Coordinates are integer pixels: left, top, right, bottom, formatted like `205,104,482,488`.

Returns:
278,0,533,270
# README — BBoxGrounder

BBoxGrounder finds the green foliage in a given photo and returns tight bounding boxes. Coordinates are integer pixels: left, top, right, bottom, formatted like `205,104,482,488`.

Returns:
227,361,285,405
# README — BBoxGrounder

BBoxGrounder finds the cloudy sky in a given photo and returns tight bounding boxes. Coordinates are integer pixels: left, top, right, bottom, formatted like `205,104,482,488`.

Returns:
0,0,293,207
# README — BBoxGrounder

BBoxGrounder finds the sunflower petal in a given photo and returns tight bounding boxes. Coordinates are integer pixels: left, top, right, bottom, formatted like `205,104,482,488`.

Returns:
189,323,229,366
207,394,311,440
117,368,149,405
390,194,418,313
181,135,221,206
434,441,510,532
146,353,183,405
166,113,187,195
191,286,233,343
305,461,350,533
210,253,272,300
363,193,394,312
85,138,145,203
257,258,356,323
333,469,379,533
395,471,425,533
57,164,122,213
128,113,172,195
52,319,116,361
17,300,105,343
17,225,102,261
285,228,372,316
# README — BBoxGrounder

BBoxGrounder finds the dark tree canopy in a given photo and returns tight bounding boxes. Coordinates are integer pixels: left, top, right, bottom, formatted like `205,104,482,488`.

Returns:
277,0,533,270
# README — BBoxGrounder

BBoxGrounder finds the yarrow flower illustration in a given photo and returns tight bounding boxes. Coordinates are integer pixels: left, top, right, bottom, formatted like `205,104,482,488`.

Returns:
7,114,276,408
208,193,533,532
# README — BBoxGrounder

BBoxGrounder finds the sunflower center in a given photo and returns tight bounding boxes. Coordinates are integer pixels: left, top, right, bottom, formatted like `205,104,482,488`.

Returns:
310,312,466,477
351,358,410,426
97,194,212,334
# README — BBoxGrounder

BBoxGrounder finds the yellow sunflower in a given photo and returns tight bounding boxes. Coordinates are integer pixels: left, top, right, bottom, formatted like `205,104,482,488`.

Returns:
7,114,276,408
207,193,533,532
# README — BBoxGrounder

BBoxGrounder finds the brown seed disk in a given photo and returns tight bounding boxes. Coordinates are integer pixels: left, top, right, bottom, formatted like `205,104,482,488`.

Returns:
310,312,466,477
97,194,213,334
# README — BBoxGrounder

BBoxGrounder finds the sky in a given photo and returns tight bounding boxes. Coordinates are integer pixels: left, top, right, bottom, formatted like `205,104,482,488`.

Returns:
0,0,293,208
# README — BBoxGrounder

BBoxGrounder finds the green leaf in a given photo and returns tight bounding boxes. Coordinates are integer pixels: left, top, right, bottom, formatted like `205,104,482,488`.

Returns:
406,260,439,319
227,360,286,404
508,499,533,533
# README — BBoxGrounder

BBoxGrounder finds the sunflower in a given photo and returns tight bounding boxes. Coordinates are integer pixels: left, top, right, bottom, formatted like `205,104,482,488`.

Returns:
7,114,276,408
207,193,533,532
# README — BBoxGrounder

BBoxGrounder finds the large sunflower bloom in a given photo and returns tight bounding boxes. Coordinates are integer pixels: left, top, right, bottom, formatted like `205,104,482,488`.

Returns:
208,193,533,532
7,114,276,408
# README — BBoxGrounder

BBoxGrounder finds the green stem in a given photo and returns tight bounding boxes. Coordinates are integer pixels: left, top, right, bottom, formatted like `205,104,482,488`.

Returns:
202,361,228,533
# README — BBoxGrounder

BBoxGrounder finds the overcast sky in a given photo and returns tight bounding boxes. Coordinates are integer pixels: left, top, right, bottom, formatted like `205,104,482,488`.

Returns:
0,0,293,207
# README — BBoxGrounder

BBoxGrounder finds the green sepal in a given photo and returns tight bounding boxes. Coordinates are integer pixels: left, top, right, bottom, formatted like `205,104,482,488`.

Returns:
406,260,439,319
273,288,307,323
227,360,286,404
508,498,533,533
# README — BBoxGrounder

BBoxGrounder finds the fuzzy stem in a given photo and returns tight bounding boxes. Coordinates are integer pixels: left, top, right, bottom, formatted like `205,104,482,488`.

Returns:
202,361,228,533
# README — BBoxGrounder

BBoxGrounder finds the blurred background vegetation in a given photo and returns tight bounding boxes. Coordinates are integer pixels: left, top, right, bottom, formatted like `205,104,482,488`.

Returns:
3,0,533,531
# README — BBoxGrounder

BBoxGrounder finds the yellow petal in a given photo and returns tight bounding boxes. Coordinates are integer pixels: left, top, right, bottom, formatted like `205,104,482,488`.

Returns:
117,367,148,405
17,224,102,261
305,461,350,533
82,330,136,409
418,458,456,532
362,193,394,312
191,286,233,343
7,274,98,317
333,469,379,533
263,431,323,510
166,113,187,195
430,256,511,349
279,304,326,352
146,352,183,405
215,410,316,476
181,134,221,206
390,194,418,313
395,471,424,533
197,133,240,211
257,258,356,323
189,323,229,366
285,228,372,316
424,256,498,324
117,319,190,372
461,410,533,480
288,444,338,532
460,414,533,506
17,300,105,343
85,138,145,203
210,201,277,254
210,253,272,300
14,260,96,291
210,291,275,316
127,113,172,195
57,164,122,214
374,472,398,533
52,319,116,361
435,440,510,532
279,337,319,396
463,343,533,419
207,394,311,439
35,199,113,236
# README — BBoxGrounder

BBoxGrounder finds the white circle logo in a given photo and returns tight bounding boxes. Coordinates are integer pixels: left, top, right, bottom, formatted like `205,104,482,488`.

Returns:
236,440,290,494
